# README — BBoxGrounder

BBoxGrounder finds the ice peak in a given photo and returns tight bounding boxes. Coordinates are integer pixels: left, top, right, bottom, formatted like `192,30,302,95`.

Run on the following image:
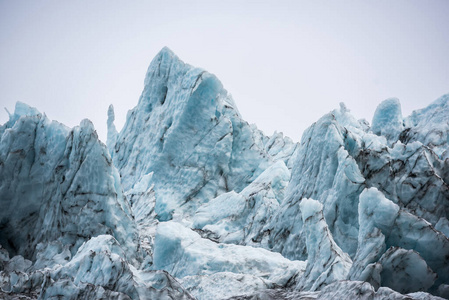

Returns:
339,102,349,113
371,98,403,143
152,46,179,66
407,93,449,126
79,118,95,134
107,104,118,156
427,93,449,109
13,101,41,118
144,47,184,85
1,101,43,128
158,46,176,57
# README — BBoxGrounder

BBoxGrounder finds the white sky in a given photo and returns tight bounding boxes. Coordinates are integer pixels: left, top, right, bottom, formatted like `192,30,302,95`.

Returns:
1,0,448,142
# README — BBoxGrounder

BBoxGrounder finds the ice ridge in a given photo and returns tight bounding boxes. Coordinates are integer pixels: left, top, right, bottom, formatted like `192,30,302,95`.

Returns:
1,48,448,299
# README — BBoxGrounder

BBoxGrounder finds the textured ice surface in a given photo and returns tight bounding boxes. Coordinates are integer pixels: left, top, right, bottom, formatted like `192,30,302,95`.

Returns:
180,272,275,300
125,172,158,269
152,222,305,292
357,139,449,227
0,103,193,299
109,47,294,223
40,235,194,299
151,220,306,298
0,235,193,299
261,106,367,260
403,94,449,159
255,129,298,168
259,98,449,267
371,98,404,144
0,103,138,261
2,48,449,299
350,188,449,293
378,247,437,294
192,160,290,246
227,281,444,300
296,199,352,291
106,104,118,157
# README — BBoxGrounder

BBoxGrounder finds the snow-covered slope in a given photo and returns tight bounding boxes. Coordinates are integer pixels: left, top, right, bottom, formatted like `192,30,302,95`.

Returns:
1,48,448,299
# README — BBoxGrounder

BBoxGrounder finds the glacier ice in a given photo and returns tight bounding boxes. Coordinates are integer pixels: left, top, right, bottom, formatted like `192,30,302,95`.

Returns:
1,48,449,299
260,107,367,259
378,247,437,294
179,272,276,300
192,160,290,246
109,47,288,223
402,94,449,160
257,98,449,267
151,221,305,299
0,103,138,262
350,188,449,293
106,104,118,157
371,98,404,144
151,221,305,280
40,235,194,300
296,198,352,291
227,281,445,300
0,102,193,299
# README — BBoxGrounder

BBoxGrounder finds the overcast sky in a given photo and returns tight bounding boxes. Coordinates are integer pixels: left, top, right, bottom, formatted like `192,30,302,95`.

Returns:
1,0,448,142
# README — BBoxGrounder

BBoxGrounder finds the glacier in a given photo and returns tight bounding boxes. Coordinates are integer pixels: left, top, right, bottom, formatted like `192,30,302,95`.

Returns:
0,47,448,299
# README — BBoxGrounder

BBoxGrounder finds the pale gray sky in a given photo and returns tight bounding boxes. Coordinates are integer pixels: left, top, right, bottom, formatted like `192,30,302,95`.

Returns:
1,0,448,142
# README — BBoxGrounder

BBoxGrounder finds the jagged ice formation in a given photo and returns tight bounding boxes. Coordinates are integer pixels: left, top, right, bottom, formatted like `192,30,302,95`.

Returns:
1,47,448,299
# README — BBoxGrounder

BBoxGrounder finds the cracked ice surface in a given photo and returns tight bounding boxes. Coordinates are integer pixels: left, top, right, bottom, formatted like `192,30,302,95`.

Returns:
0,103,138,262
296,198,352,291
151,221,306,299
0,103,193,299
1,48,449,299
109,47,293,222
349,188,449,293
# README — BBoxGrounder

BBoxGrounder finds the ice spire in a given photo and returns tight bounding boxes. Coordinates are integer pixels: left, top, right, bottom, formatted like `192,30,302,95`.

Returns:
107,104,118,156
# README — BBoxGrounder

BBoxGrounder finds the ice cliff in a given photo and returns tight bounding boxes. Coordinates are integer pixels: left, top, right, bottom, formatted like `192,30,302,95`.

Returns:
1,48,448,299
